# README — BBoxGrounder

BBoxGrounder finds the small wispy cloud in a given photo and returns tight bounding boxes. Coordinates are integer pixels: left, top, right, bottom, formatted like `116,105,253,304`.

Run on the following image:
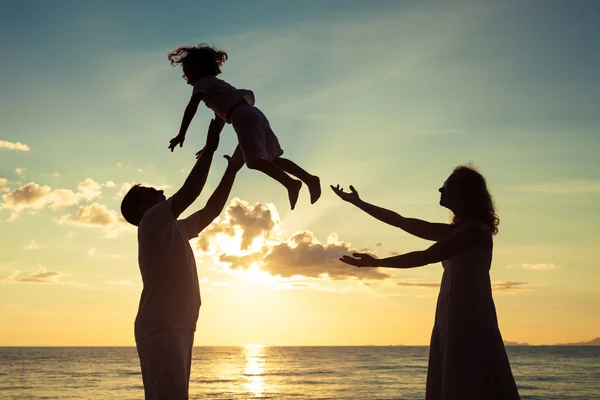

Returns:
58,202,132,238
0,140,30,151
522,263,560,270
24,240,47,250
396,280,440,289
393,279,532,294
506,263,561,270
0,266,64,284
515,180,600,194
0,178,8,192
492,281,531,292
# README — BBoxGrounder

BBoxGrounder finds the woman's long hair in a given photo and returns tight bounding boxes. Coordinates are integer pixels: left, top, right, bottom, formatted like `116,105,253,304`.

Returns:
451,165,499,235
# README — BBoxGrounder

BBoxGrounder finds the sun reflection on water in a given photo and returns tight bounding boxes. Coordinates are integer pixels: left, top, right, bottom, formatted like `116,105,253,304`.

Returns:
243,344,265,397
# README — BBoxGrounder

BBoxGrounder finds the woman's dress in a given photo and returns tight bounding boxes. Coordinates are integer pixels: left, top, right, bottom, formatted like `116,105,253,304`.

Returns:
425,248,521,400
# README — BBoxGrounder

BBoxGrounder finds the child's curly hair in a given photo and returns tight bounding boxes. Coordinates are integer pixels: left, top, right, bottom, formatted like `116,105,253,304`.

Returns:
167,43,228,77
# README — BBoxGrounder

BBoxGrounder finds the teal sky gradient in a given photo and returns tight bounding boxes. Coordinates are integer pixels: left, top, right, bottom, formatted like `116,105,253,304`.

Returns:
1,0,599,345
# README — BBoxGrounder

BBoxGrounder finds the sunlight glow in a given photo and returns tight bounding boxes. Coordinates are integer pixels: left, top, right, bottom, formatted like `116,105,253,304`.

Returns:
243,263,273,281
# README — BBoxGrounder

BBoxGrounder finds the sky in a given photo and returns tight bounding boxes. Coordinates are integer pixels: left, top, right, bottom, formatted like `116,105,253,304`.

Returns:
1,0,599,346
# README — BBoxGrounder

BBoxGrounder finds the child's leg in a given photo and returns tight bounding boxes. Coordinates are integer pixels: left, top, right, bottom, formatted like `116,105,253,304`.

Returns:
273,158,321,204
248,158,302,210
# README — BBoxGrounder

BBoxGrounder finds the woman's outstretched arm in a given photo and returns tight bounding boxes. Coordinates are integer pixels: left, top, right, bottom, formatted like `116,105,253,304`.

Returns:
331,184,454,241
340,222,490,269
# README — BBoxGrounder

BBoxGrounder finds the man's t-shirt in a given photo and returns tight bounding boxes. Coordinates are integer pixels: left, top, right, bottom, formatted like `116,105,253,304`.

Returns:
134,198,201,341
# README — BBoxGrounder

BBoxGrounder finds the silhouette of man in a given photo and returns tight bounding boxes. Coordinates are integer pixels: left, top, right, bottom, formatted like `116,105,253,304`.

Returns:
120,119,243,399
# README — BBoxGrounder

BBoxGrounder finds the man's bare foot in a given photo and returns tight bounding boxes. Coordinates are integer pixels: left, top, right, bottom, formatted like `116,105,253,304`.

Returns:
288,179,302,210
307,175,321,204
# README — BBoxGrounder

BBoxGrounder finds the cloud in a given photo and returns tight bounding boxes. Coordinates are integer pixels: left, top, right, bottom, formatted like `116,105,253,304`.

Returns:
520,263,560,270
58,202,131,237
114,181,170,200
0,178,106,220
0,178,8,192
199,199,393,281
23,240,46,250
492,281,531,292
196,199,279,252
0,266,63,284
258,231,390,280
1,182,80,220
396,280,440,289
15,168,25,176
391,280,531,293
62,203,118,226
77,178,103,201
0,140,30,151
515,181,600,194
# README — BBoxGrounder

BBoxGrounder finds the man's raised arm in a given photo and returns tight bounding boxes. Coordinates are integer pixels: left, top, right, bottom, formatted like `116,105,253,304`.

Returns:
170,119,221,219
180,147,245,237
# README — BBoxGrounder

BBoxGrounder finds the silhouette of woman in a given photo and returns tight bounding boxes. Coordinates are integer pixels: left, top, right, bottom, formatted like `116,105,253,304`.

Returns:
332,165,520,400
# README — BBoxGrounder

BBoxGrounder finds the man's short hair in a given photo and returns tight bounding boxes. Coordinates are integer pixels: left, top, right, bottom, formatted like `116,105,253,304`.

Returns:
120,184,144,226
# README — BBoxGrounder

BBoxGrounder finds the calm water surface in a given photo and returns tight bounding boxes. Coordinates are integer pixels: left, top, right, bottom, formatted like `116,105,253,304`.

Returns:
0,346,599,399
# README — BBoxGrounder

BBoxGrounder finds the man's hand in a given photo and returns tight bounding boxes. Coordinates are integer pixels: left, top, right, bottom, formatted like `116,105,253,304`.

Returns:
224,146,244,172
205,118,224,153
196,118,226,159
169,134,186,152
339,252,378,267
330,184,361,205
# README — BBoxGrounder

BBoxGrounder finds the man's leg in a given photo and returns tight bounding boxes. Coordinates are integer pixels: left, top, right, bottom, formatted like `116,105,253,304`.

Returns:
136,330,195,400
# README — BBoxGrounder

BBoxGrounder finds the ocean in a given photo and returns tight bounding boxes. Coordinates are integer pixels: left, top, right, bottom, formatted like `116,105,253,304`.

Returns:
0,346,598,399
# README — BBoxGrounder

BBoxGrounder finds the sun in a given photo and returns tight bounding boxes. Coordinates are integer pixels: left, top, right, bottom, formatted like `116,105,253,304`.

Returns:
243,263,273,282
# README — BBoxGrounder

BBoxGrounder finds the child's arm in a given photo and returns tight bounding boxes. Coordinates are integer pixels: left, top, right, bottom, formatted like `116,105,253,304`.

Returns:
169,93,203,152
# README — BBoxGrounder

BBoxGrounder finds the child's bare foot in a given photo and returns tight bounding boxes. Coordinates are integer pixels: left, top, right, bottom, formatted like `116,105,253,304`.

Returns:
288,179,302,210
307,175,321,204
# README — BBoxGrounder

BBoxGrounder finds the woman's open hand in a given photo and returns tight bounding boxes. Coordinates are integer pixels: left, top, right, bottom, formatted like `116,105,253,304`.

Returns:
339,252,378,267
330,184,361,205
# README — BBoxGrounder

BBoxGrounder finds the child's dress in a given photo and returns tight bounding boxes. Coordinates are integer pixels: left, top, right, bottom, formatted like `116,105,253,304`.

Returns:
192,76,284,165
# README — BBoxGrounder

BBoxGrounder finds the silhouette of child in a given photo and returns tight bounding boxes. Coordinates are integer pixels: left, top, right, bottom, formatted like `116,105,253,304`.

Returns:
167,43,321,210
